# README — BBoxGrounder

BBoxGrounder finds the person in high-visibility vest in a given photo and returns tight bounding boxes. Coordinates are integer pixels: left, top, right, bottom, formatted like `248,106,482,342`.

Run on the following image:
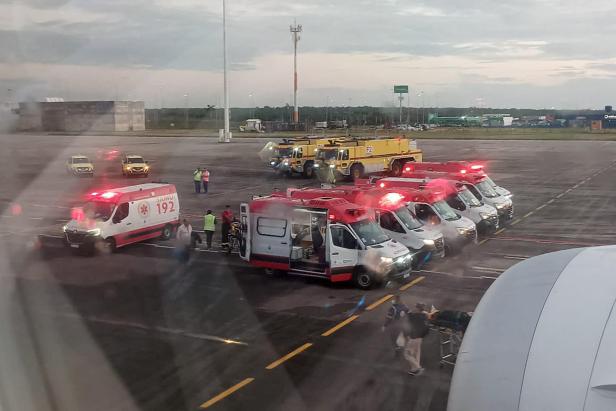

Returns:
202,168,210,194
203,210,216,249
193,167,202,193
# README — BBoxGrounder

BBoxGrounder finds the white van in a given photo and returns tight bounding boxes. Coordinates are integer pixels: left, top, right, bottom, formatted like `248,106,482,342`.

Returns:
239,196,412,289
63,183,180,252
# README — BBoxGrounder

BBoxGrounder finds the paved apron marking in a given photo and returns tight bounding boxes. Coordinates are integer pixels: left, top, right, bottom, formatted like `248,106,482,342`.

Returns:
197,274,425,407
321,315,359,337
265,343,314,369
365,294,394,311
399,275,425,291
479,161,616,247
200,378,255,409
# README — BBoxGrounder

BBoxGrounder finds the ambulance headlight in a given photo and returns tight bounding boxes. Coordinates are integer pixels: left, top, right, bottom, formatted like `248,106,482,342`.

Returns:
283,161,289,166
314,163,319,168
479,212,495,220
380,256,393,264
62,225,68,232
270,161,276,166
422,239,435,246
144,165,149,170
87,228,101,236
329,164,336,169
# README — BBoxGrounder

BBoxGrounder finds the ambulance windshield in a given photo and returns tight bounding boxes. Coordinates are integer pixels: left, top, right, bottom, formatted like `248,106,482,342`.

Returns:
433,201,460,221
476,180,499,198
73,157,89,164
127,157,144,164
395,207,423,230
350,219,389,245
458,188,482,207
83,201,115,221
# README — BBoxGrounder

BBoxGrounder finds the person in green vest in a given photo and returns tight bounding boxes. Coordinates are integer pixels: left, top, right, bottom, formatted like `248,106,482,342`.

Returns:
203,209,216,249
193,167,202,193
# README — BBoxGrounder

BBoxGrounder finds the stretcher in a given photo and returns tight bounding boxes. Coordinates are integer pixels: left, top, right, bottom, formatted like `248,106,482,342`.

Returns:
428,310,471,367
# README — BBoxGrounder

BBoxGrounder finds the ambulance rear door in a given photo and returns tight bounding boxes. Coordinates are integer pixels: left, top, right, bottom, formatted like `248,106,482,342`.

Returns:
239,203,250,261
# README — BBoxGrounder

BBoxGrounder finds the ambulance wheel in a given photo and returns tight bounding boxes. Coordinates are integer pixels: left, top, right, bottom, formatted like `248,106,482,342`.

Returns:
353,270,374,290
160,224,173,240
391,160,403,176
350,164,364,181
303,162,315,178
102,238,116,254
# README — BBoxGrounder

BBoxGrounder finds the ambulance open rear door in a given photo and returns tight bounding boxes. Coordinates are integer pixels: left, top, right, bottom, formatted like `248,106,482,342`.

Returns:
239,203,250,261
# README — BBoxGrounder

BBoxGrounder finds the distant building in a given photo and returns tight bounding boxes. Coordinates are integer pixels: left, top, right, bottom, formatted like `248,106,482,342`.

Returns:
17,101,145,132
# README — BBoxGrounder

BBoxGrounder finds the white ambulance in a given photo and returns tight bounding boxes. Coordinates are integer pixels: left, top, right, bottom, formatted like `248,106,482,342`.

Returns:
238,195,413,289
63,183,180,252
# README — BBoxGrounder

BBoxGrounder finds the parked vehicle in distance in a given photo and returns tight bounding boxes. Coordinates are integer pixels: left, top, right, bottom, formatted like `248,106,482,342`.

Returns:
66,155,94,176
121,154,149,177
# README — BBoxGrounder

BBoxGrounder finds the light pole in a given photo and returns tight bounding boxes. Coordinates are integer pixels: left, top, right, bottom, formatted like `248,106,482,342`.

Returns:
184,93,189,129
290,21,302,123
222,0,230,142
248,92,254,118
417,91,424,124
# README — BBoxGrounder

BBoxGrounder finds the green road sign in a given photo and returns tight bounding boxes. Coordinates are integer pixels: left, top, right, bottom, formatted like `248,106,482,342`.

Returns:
394,85,409,94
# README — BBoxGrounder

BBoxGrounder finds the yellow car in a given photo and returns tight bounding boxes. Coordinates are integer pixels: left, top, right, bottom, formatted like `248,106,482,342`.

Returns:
66,155,94,177
121,155,149,177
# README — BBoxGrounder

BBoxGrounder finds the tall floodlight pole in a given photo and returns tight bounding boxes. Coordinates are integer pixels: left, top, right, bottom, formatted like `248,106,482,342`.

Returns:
222,0,231,142
290,21,302,123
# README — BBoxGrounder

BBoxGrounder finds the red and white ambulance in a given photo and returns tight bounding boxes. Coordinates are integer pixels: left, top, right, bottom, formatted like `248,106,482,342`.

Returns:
404,168,514,223
63,183,179,252
287,185,445,260
238,195,412,289
404,161,513,199
356,178,478,251
375,176,499,233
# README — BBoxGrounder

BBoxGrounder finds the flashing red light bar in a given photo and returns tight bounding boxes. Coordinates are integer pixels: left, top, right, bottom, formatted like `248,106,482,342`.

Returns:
405,166,413,172
379,182,385,188
100,192,118,199
460,169,467,174
90,192,99,196
329,214,335,220
470,164,484,170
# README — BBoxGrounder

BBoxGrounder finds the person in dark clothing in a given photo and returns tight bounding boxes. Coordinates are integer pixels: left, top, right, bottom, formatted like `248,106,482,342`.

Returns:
382,295,410,353
404,302,430,376
221,205,234,248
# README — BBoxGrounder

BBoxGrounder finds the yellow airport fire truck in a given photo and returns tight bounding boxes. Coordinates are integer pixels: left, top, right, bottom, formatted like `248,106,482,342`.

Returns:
314,137,422,182
266,137,345,178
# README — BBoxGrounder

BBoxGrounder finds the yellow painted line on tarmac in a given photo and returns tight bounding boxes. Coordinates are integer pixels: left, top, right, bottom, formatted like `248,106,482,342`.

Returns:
321,316,359,337
399,275,425,291
536,204,546,211
546,199,555,204
200,377,255,408
494,228,506,235
555,193,564,199
265,343,314,369
523,211,534,218
478,238,489,245
510,219,522,226
366,294,394,311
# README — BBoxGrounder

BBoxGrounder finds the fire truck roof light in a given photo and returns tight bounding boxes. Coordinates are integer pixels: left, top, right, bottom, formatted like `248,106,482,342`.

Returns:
470,164,483,170
460,169,467,174
90,192,99,196
379,182,385,188
329,214,335,220
101,192,118,199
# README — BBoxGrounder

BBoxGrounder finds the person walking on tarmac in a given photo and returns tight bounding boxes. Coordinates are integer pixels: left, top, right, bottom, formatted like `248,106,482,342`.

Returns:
404,302,430,376
193,167,202,194
176,219,193,262
203,209,216,249
221,205,234,248
201,168,210,194
382,295,410,355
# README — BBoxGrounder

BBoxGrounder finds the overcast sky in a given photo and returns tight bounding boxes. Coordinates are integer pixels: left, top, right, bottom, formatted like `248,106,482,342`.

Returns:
3,0,616,109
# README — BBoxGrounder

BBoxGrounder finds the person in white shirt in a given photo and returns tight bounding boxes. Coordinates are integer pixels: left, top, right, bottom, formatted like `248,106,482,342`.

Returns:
176,219,192,261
